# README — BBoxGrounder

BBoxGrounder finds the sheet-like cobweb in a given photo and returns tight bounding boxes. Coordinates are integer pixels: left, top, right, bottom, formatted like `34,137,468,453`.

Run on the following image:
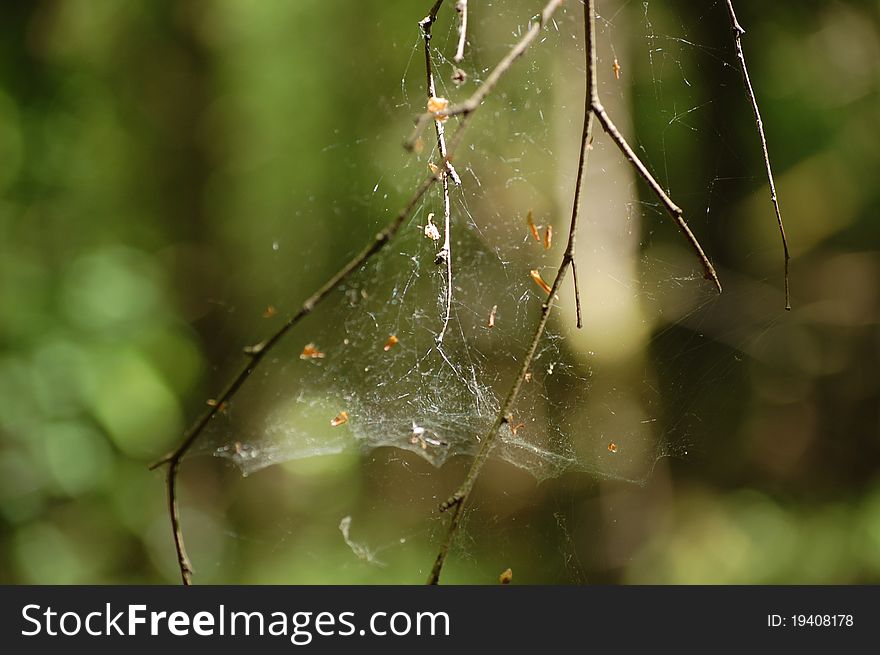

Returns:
183,0,787,581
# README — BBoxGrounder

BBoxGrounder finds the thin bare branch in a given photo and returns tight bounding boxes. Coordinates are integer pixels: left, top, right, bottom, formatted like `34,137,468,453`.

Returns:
724,0,791,310
151,174,436,584
427,0,595,586
420,0,458,345
405,0,566,152
426,0,725,585
591,103,721,292
437,174,454,344
454,0,468,63
420,1,461,186
424,0,445,23
154,0,569,587
565,0,596,331
584,1,719,292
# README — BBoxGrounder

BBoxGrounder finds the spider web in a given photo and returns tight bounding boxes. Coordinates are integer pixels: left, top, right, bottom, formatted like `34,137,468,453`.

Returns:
198,2,723,486
182,0,785,581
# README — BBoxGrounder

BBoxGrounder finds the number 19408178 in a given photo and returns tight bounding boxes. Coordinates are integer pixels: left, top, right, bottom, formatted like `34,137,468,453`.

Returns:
768,614,854,627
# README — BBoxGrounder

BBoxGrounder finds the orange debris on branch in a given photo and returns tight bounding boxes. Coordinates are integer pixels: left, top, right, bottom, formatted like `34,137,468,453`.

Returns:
526,210,541,242
530,269,553,295
427,96,449,121
300,343,325,360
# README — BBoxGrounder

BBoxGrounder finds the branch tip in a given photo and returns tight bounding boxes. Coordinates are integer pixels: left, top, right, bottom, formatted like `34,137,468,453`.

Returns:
725,0,790,309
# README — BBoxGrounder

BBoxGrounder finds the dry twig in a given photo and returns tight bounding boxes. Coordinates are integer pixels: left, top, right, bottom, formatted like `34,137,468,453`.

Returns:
427,0,721,585
406,0,566,154
153,0,568,587
724,0,791,310
151,175,435,584
428,0,593,585
454,0,468,63
419,0,458,345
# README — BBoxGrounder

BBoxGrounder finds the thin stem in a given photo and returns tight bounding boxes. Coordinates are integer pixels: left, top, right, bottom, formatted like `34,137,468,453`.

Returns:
425,0,444,23
426,0,725,585
571,258,583,329
454,0,468,63
724,0,791,310
420,1,461,186
565,0,598,331
405,0,566,153
155,0,568,587
166,458,188,583
151,174,436,585
437,173,454,344
592,102,721,292
420,0,457,345
427,0,594,586
584,2,720,292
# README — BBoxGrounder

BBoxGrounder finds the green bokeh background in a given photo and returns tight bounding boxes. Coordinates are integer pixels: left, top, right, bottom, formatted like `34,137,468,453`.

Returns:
1,0,879,584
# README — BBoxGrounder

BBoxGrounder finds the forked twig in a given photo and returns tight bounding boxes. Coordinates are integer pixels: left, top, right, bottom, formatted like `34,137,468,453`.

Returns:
420,1,461,186
586,16,720,291
590,106,720,291
427,0,721,584
724,0,791,310
405,0,566,153
154,0,567,586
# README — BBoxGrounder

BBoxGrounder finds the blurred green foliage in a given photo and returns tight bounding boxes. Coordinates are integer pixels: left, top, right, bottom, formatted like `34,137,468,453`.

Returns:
1,0,879,584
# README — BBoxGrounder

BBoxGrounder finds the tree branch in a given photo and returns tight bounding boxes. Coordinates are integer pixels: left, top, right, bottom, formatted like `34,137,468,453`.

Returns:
724,0,791,310
584,0,719,292
591,103,721,291
150,174,436,584
437,173,454,345
153,0,568,587
454,0,468,64
426,0,723,585
405,0,566,153
427,0,595,585
420,0,458,345
420,0,461,186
